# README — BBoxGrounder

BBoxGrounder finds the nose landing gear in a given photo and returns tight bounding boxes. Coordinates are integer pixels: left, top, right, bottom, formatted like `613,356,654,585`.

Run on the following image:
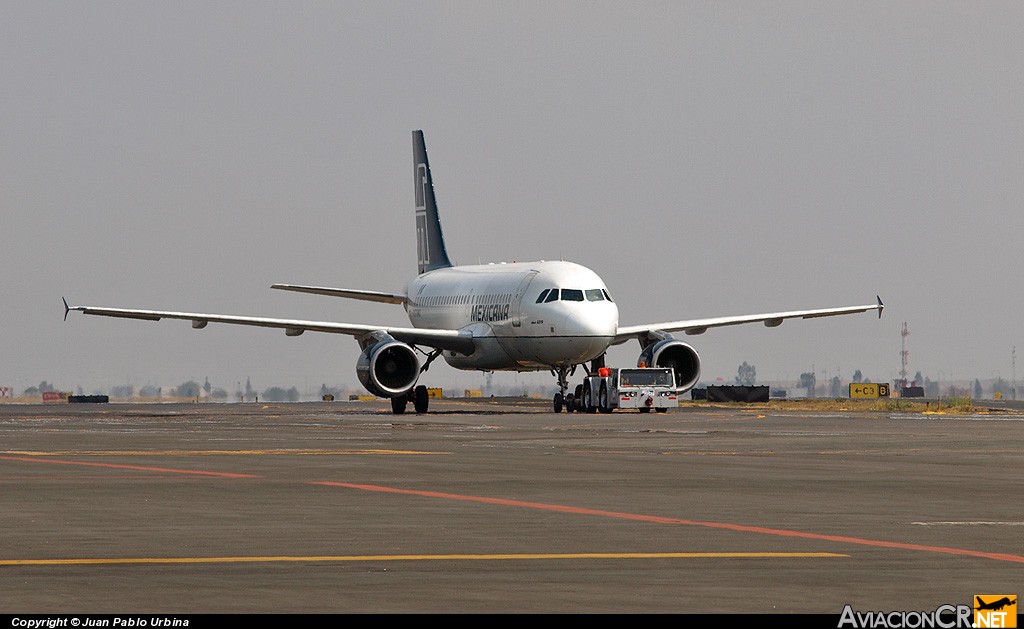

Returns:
551,355,606,413
552,364,579,413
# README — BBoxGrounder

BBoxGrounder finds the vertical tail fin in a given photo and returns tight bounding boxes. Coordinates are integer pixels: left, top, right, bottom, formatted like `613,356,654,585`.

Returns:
413,130,453,274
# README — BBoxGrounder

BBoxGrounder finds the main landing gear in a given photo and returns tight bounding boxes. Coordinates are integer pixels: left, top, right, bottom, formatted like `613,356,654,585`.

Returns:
390,348,443,415
391,385,430,415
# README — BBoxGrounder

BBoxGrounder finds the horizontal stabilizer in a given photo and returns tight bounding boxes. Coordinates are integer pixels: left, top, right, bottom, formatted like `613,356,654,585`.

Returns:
271,284,406,305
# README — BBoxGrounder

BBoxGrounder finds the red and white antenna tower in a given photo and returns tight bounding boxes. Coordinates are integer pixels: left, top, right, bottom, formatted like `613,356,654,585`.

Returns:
899,322,910,388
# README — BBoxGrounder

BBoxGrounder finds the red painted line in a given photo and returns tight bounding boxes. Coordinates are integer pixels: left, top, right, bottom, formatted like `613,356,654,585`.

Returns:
0,475,176,480
311,482,1024,564
0,455,259,478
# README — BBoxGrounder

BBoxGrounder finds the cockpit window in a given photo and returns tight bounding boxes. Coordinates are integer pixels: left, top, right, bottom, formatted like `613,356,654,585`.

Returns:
539,288,607,303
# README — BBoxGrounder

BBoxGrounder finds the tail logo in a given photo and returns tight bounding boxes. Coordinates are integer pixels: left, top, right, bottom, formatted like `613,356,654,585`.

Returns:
415,163,430,268
411,131,452,274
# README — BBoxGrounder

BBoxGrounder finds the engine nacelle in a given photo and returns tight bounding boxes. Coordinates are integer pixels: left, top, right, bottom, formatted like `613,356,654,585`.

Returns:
356,337,420,398
637,338,701,392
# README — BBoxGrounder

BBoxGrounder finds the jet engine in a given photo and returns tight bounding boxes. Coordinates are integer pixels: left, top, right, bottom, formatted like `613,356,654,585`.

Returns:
637,338,701,392
356,336,420,398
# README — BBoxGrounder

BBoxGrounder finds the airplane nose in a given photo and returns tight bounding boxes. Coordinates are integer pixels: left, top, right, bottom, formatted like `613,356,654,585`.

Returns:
563,302,618,339
527,301,618,365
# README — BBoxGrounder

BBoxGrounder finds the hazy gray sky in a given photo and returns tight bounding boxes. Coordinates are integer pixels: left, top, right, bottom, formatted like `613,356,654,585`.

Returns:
4,1,1022,396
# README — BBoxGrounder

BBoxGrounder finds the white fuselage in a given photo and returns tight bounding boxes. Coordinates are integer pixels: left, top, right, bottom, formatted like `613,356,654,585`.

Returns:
404,260,618,371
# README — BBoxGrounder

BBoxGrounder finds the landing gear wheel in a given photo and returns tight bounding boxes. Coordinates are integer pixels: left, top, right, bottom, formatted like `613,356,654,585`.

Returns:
553,392,563,413
599,383,611,414
413,385,429,414
391,395,408,415
565,393,575,413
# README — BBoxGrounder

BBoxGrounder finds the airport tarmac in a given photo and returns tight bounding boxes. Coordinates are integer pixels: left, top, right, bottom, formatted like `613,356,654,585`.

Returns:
0,398,1021,615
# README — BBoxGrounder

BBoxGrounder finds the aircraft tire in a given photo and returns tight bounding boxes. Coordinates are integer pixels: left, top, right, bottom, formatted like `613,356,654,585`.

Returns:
413,385,429,414
553,392,563,413
391,395,408,415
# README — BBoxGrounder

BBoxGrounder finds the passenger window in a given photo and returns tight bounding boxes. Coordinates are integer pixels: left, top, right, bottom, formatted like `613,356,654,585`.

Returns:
561,289,584,301
545,289,560,303
585,289,604,301
535,289,550,303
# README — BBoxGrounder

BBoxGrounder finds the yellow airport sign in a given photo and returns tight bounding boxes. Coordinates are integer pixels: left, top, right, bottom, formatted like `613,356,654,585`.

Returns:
849,383,890,399
427,388,443,399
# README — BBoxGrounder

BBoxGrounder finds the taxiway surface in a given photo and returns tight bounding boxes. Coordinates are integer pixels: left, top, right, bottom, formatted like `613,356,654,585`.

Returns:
0,399,1021,614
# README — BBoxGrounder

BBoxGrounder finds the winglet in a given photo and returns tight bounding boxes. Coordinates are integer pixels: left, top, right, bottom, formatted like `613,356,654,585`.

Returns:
877,295,884,319
63,297,70,322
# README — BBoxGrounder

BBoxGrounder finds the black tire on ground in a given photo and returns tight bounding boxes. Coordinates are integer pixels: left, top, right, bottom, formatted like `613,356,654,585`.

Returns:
413,385,429,414
391,395,408,415
582,385,594,413
553,392,563,413
566,393,575,413
599,383,611,413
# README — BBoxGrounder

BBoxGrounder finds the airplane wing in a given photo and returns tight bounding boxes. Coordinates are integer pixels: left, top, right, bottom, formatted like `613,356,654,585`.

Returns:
270,284,407,305
63,299,475,354
613,296,883,345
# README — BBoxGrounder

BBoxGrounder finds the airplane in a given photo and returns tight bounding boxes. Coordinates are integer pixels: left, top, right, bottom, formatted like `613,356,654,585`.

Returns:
64,130,884,415
976,597,1016,612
